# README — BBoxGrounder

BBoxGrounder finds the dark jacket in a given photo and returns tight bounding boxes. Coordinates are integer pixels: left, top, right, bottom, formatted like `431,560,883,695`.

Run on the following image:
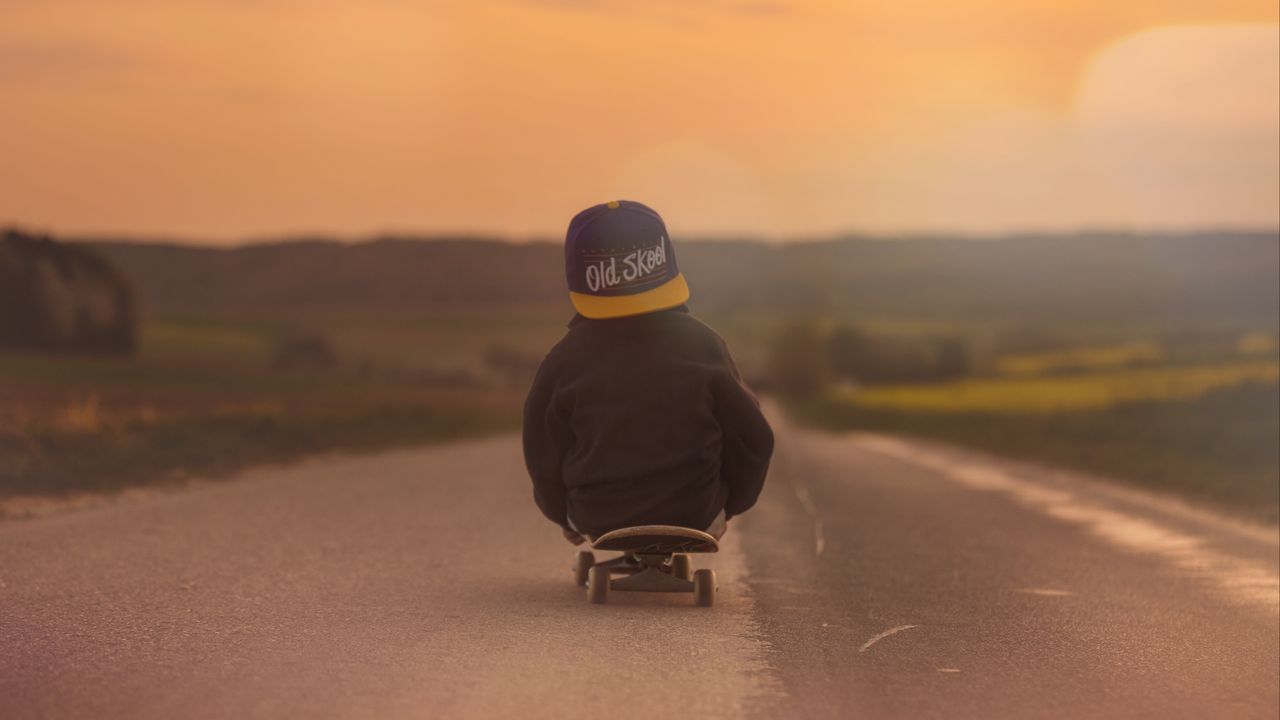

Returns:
522,306,774,537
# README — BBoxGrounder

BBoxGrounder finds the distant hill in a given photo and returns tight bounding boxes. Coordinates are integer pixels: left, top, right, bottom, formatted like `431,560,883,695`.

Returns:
77,231,1279,332
78,238,566,312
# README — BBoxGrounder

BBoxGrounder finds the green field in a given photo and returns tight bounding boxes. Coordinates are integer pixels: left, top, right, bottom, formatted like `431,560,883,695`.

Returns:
843,361,1279,413
140,307,570,372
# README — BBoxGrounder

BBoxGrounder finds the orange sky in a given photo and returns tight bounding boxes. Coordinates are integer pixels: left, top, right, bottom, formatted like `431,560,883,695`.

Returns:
1,1,1277,243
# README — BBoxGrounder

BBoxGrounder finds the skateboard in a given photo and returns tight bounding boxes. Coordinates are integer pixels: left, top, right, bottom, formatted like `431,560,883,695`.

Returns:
571,525,719,606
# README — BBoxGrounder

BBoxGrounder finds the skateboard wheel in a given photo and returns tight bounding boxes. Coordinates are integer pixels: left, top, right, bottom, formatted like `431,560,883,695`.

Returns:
573,551,595,587
587,565,609,604
670,554,692,581
693,569,716,607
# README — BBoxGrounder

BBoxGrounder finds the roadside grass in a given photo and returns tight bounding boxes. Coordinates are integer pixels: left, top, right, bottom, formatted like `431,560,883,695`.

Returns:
0,401,518,498
0,311,543,502
794,381,1280,522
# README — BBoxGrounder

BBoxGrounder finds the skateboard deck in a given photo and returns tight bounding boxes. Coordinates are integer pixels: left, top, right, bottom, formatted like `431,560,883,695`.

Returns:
590,525,719,554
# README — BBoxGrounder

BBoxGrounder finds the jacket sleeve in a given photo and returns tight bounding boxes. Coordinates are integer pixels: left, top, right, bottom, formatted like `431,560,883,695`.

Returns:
711,338,774,519
522,355,572,528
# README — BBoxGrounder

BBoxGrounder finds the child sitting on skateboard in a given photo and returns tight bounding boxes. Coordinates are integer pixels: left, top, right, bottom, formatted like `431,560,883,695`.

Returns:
522,200,774,545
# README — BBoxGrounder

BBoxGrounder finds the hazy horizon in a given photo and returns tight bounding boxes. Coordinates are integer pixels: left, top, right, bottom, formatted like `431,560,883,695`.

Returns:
7,222,1279,250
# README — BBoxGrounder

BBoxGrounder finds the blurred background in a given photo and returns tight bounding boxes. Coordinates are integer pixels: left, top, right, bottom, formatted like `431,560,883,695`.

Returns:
2,1,1277,520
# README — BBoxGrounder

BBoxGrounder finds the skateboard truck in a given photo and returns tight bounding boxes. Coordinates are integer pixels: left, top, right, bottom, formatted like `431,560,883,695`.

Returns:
571,525,719,606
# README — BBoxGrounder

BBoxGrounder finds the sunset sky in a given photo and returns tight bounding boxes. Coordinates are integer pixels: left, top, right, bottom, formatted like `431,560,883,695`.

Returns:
2,1,1277,243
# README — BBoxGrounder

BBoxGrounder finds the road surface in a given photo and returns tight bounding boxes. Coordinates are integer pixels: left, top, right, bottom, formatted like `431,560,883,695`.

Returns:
2,407,1277,719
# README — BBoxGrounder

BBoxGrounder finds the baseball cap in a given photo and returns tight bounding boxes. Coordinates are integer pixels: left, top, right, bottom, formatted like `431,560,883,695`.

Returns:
564,200,690,319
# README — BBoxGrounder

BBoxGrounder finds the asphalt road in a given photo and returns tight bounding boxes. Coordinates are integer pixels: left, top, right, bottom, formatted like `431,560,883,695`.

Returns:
2,406,1277,719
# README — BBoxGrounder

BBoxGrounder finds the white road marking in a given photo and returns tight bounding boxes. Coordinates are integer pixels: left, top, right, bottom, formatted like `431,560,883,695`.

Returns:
1016,588,1075,597
856,436,1280,614
858,624,920,653
937,668,962,673
792,473,827,557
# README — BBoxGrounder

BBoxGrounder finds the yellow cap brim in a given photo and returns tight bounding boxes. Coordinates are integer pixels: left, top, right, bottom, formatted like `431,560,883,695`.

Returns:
569,273,691,320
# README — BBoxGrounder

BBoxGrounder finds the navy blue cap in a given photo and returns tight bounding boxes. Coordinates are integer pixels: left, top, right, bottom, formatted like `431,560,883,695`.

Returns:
564,200,690,319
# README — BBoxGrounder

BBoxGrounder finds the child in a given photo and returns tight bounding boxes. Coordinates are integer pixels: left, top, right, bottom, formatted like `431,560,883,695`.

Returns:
522,200,774,544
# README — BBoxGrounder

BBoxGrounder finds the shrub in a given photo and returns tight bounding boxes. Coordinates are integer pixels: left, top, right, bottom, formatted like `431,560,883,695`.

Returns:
270,333,338,371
